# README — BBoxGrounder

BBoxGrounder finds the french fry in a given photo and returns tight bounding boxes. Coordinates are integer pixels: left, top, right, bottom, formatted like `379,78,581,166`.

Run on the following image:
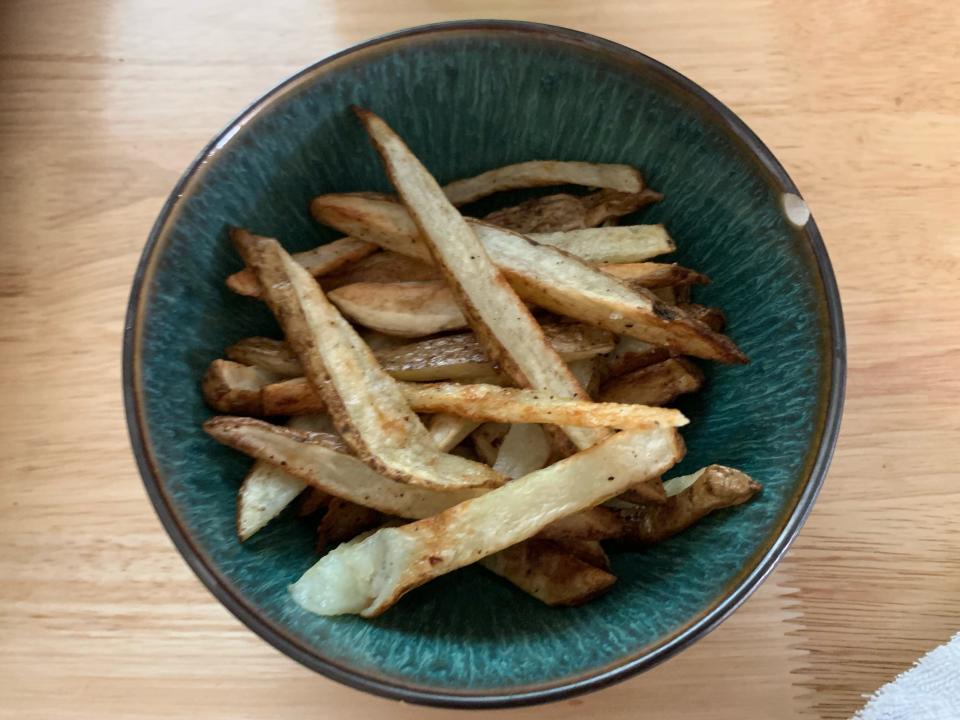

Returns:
289,426,684,616
236,415,337,541
206,416,485,517
355,108,608,451
227,237,377,298
310,193,746,363
232,230,504,491
297,488,330,517
321,250,439,290
228,322,614,384
537,506,626,541
329,280,467,336
492,424,551,479
601,336,670,380
618,477,669,505
678,303,727,333
442,160,646,206
316,498,385,550
614,465,761,545
202,359,280,415
482,189,661,233
479,540,616,606
527,225,674,263
599,358,705,407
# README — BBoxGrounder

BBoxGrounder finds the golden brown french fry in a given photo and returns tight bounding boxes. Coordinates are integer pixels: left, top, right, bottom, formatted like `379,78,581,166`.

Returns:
321,250,440,291
355,108,608,451
527,225,674,263
479,540,616,606
599,358,705,407
329,280,467,336
316,498,385,550
601,336,670,381
614,465,762,545
601,262,709,289
229,322,614,384
310,193,746,363
555,539,610,570
443,160,645,206
232,230,504,491
289,426,683,616
205,416,484,517
227,236,377,298
202,359,280,415
482,189,661,233
619,477,668,505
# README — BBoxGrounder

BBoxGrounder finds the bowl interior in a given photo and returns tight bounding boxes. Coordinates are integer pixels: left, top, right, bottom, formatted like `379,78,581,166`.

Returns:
131,24,834,701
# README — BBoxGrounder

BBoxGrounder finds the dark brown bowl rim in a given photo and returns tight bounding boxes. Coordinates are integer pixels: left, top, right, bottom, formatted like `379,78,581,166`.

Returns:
122,19,846,709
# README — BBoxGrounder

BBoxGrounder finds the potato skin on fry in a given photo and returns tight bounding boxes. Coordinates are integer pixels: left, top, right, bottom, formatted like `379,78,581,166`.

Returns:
483,189,661,233
599,358,705,407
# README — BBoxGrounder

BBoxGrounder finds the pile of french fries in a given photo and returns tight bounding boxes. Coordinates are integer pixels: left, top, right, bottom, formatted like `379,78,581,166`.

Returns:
202,108,761,617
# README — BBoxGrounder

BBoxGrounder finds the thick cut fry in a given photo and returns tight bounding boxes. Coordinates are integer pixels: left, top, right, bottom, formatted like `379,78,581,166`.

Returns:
614,465,761,545
403,382,688,429
316,499,385,550
310,193,746,363
202,359,281,415
289,426,683,616
601,262,709,289
599,358,705,407
443,160,645,206
236,415,339,541
482,189,661,233
479,540,616,606
321,251,439,290
493,424,551,479
205,417,484,517
232,230,504,491
227,236,377,298
229,323,614,384
356,108,608,451
226,338,301,378
529,225,674,263
329,280,467,336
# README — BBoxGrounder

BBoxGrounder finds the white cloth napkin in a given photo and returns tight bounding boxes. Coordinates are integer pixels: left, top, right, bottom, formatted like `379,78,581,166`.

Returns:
853,632,960,720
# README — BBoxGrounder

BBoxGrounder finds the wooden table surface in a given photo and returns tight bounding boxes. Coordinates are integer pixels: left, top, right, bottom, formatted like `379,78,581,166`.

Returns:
2,1,958,717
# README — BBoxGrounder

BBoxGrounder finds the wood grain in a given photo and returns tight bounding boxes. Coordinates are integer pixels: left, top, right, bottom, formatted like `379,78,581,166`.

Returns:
1,1,958,717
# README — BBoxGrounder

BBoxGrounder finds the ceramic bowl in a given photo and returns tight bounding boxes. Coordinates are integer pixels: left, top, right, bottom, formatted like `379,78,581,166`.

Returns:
124,20,845,708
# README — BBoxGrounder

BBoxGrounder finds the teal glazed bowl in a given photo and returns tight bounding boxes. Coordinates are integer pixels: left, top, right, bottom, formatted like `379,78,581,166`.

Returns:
124,20,844,707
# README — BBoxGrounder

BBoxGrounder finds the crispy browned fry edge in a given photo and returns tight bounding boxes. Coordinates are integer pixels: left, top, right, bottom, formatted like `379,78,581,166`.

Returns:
614,465,762,545
232,229,504,491
537,506,626,541
480,540,616,607
679,303,727,333
316,499,385,550
443,160,645,206
555,539,610,570
321,251,439,290
355,107,607,452
601,337,671,381
482,189,662,233
602,262,710,289
599,358,705,407
227,237,378,298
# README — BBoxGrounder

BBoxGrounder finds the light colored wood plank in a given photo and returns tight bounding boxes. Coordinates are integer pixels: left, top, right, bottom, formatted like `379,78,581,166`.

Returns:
1,0,958,718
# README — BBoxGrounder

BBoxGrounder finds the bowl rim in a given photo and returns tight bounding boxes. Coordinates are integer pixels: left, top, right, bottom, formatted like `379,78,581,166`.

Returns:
123,18,846,709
